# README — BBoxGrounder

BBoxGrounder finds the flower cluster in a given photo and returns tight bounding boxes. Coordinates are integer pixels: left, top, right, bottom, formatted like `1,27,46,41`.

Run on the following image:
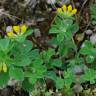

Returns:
6,24,27,38
57,5,77,17
0,63,7,72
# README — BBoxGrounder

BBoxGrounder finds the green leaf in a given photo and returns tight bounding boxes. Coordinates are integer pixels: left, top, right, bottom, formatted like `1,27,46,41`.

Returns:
80,47,91,55
57,32,64,43
28,74,37,85
20,40,33,53
36,67,46,78
80,41,96,55
69,23,79,33
30,65,46,78
56,78,64,89
86,55,95,63
0,72,9,87
79,42,96,55
81,69,96,84
59,43,68,56
42,48,55,62
22,79,33,92
14,57,31,66
46,71,57,81
51,59,62,67
9,67,24,81
64,68,75,86
24,28,33,37
0,38,10,52
14,40,33,53
32,58,43,67
55,16,63,26
65,31,73,40
29,49,40,60
49,27,59,34
48,37,59,46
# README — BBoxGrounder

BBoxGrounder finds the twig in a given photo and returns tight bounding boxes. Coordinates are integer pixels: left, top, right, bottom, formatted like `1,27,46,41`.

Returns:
79,0,89,15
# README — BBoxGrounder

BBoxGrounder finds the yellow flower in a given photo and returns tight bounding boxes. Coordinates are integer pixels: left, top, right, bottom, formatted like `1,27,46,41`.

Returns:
21,24,27,33
57,4,77,17
62,5,67,11
7,24,28,38
2,63,7,72
71,9,77,15
13,26,20,34
57,8,63,13
0,63,8,72
68,5,72,12
7,32,15,37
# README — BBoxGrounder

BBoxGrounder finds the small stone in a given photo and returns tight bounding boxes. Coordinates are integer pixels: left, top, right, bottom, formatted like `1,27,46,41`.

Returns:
59,0,70,5
81,43,85,48
33,28,41,38
73,84,83,93
73,65,84,75
8,78,18,86
85,29,93,35
75,2,80,8
37,18,45,22
46,0,56,4
90,34,96,44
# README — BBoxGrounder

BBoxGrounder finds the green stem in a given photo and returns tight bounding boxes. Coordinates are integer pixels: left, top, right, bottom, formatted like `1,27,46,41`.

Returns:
77,93,79,96
72,37,77,54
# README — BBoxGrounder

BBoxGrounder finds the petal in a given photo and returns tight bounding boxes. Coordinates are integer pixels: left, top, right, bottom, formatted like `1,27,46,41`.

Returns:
13,26,20,34
57,8,63,13
7,32,15,37
21,24,27,33
68,5,72,12
71,9,77,15
62,4,67,11
2,63,7,72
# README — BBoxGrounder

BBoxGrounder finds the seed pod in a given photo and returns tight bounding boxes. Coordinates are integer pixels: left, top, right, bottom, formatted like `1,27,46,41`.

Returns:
2,63,7,72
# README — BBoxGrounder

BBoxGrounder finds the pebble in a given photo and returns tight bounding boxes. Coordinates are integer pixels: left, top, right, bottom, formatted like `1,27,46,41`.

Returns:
90,34,96,44
46,0,56,4
33,28,41,38
85,29,93,35
73,65,84,75
59,0,70,5
8,78,18,86
73,84,83,93
46,0,70,5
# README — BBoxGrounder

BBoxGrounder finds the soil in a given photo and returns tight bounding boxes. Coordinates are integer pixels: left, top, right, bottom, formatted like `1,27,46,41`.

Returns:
0,0,96,96
0,86,29,96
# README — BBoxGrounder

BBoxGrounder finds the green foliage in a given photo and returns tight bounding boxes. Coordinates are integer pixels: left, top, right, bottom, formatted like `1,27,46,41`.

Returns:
9,67,24,80
1,5,96,95
81,68,96,84
0,72,9,87
90,4,96,25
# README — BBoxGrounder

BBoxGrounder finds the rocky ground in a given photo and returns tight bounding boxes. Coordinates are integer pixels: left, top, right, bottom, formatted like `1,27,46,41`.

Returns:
0,0,96,96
